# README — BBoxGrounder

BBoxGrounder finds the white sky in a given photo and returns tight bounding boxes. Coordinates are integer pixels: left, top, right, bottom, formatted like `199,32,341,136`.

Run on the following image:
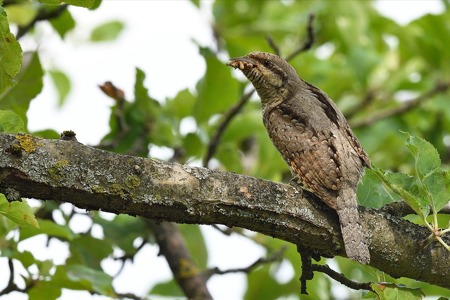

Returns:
1,1,445,300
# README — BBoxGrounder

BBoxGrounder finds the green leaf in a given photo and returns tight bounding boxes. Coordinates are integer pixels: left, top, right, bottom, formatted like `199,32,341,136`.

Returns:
245,264,281,300
90,0,102,10
66,264,114,296
52,265,88,290
20,219,75,241
404,133,441,178
195,48,239,123
133,67,159,121
28,281,61,300
32,129,60,139
68,235,113,268
222,110,264,143
0,8,23,95
0,52,44,128
38,259,55,277
372,282,424,300
0,109,25,133
178,224,207,268
357,168,399,208
423,170,450,213
49,70,71,106
93,213,147,255
165,88,196,119
37,0,61,4
182,133,203,158
3,2,37,26
90,20,125,42
189,0,200,8
9,250,36,268
49,9,76,38
150,279,183,297
0,195,39,228
374,169,430,218
39,0,97,8
64,0,96,8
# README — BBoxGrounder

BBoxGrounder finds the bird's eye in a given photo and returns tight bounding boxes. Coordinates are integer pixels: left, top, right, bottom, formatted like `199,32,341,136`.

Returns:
263,60,271,67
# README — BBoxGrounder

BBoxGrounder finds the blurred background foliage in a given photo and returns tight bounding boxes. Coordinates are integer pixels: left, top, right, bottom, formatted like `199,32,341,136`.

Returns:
1,0,450,299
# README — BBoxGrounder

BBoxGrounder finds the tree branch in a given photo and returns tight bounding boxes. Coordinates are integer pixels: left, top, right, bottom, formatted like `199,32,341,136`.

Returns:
352,81,450,128
205,246,287,279
97,81,211,298
312,264,373,291
148,221,212,300
0,259,25,296
266,34,281,56
0,133,449,289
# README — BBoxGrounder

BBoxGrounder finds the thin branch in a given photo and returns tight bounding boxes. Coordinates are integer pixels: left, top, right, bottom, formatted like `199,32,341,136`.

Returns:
312,264,373,291
266,34,281,56
0,259,26,296
345,89,377,120
285,13,316,62
203,89,255,167
115,292,145,300
205,246,287,279
211,224,236,236
203,13,316,168
381,201,450,217
297,245,314,295
112,237,148,278
352,81,450,129
16,4,68,40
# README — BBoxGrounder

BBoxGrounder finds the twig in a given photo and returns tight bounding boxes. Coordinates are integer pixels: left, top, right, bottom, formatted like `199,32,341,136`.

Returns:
0,259,26,296
297,245,314,295
352,81,450,129
285,13,316,62
203,89,255,167
112,237,147,278
115,292,145,300
212,224,237,236
203,13,316,168
266,34,281,56
296,243,372,294
16,4,69,40
205,246,287,279
312,264,373,291
345,89,376,120
381,201,450,217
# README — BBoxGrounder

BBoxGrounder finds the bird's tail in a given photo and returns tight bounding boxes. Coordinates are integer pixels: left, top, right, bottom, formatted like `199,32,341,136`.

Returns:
336,188,370,264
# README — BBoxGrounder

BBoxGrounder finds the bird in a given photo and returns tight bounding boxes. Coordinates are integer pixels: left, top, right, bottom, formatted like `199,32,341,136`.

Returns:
227,51,371,264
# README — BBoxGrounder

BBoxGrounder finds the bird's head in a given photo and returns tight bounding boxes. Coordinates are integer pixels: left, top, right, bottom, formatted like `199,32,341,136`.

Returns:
227,51,298,103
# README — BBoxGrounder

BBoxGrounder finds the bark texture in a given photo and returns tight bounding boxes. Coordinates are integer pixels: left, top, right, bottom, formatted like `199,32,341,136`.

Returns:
0,133,449,289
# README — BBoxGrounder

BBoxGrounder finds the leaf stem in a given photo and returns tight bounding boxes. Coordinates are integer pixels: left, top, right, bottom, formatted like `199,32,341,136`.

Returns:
436,236,450,251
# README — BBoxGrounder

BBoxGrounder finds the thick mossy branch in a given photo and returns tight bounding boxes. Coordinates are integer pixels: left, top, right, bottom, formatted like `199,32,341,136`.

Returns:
0,133,449,289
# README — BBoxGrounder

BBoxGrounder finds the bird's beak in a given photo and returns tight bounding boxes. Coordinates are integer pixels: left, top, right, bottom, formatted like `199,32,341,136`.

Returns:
226,56,255,71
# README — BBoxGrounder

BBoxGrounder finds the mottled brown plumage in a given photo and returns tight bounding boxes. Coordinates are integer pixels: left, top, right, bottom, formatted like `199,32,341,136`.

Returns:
227,52,371,264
